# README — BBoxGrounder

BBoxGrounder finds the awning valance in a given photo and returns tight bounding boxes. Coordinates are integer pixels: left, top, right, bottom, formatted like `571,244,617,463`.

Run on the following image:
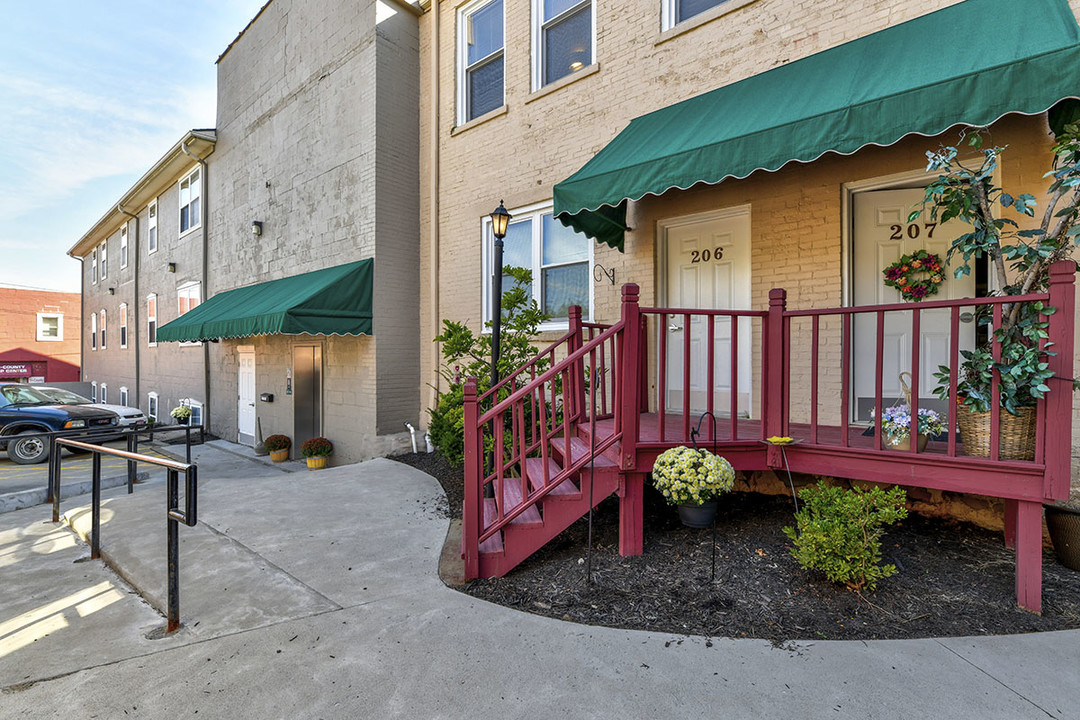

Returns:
553,0,1080,251
156,259,374,342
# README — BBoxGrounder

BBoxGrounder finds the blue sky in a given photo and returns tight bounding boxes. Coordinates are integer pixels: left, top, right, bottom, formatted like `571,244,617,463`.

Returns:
0,1,267,292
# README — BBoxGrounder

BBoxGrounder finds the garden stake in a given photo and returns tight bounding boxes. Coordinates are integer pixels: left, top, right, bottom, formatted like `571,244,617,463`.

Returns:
690,411,719,584
779,445,799,515
585,364,598,585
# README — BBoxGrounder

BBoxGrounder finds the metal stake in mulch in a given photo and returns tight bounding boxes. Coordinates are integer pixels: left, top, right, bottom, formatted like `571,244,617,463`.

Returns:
690,411,719,584
585,365,599,585
764,436,801,514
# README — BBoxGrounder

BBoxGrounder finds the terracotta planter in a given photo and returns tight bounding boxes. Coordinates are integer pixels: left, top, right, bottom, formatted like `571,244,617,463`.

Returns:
883,433,928,452
269,449,289,463
1045,504,1080,572
306,456,328,470
957,406,1036,460
677,500,718,528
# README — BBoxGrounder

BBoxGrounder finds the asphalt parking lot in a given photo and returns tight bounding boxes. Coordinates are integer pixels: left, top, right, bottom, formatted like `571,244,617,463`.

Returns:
0,439,171,497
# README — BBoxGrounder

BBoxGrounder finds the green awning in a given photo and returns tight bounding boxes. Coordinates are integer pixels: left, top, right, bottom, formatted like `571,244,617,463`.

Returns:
156,260,374,342
554,0,1080,250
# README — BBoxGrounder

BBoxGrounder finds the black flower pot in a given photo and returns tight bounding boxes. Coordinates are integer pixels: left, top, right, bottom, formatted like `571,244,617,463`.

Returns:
1045,504,1080,572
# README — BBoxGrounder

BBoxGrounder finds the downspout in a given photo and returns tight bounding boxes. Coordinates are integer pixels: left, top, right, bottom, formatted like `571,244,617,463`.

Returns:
180,139,213,435
427,0,441,415
116,204,140,406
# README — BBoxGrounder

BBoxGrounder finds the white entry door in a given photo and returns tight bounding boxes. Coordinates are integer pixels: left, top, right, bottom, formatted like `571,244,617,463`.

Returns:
237,349,256,445
852,188,976,422
663,208,753,417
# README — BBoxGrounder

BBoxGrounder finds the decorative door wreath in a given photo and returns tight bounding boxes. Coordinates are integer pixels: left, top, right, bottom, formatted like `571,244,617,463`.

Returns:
882,249,945,301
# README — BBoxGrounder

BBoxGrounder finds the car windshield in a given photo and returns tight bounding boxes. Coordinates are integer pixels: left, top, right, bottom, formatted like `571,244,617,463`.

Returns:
35,388,91,405
1,385,55,406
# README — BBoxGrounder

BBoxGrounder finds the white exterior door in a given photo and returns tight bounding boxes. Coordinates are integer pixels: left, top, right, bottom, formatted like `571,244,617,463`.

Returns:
237,349,256,444
852,188,976,421
663,208,753,417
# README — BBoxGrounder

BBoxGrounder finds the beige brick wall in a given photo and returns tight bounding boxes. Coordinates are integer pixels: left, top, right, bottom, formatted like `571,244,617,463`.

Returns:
421,0,1080,459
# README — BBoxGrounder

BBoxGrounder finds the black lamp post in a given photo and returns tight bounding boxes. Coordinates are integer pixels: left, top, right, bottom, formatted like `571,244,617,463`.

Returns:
489,200,512,389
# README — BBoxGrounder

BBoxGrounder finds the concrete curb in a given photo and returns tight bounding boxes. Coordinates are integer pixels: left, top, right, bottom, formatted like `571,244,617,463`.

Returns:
0,471,148,514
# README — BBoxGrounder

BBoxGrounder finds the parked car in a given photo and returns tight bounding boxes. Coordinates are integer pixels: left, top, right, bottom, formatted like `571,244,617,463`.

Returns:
34,387,148,429
0,384,120,464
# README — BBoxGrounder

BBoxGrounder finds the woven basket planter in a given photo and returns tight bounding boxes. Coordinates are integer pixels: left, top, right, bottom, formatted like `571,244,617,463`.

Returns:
956,406,1036,461
306,456,328,470
1045,504,1080,571
269,449,290,463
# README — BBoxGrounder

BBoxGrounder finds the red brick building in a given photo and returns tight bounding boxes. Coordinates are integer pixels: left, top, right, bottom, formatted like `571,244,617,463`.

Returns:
0,287,81,383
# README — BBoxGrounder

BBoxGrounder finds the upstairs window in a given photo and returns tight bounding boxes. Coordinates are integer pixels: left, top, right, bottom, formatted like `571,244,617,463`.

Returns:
663,0,730,29
90,312,97,350
99,241,107,280
91,249,98,285
458,0,504,124
119,303,128,348
99,308,107,349
533,0,593,88
36,313,62,342
179,169,201,234
148,199,158,254
147,294,158,347
120,224,129,269
177,282,202,347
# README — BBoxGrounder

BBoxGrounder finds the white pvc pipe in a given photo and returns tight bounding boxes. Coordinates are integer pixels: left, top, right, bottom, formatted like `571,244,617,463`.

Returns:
404,421,418,453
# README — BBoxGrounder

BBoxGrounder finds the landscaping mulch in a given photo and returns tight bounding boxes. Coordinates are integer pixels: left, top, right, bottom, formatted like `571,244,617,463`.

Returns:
392,451,1080,642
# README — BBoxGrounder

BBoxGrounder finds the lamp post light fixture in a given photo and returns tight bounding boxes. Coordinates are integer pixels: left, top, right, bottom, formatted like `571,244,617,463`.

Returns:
489,200,512,389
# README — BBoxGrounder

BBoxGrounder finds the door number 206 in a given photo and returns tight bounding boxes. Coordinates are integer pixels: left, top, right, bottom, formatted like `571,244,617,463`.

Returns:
690,247,724,263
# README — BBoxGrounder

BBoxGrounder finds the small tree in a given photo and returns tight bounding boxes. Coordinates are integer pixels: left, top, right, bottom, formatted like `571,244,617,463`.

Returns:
913,103,1080,414
428,267,550,466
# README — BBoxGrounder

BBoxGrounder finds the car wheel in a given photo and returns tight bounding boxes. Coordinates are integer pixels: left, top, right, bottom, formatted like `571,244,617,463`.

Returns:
8,431,50,465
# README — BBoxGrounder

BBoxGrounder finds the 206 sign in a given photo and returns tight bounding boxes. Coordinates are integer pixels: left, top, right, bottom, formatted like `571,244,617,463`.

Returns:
690,247,724,263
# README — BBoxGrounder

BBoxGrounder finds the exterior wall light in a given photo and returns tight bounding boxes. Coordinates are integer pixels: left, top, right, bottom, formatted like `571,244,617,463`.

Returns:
252,220,263,236
167,262,177,273
108,287,116,295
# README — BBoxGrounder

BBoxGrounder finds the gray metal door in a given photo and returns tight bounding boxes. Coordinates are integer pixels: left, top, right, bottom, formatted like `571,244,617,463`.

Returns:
292,344,322,451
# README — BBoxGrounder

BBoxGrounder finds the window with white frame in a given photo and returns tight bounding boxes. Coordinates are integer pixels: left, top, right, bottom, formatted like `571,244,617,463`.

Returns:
99,308,106,349
120,224,128,269
91,249,98,284
187,400,203,427
91,381,97,402
147,294,157,347
100,383,108,404
662,0,730,30
91,312,98,350
119,386,128,406
148,199,158,254
482,201,592,329
457,0,504,124
99,241,107,280
532,0,593,89
147,392,158,423
179,169,201,234
119,303,128,348
177,282,201,315
36,313,63,342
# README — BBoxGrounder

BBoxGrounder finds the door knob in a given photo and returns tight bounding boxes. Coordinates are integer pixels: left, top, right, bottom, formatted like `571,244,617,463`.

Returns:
668,323,683,332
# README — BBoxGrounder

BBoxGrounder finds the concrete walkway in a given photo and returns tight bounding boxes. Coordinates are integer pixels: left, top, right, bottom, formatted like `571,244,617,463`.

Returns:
0,443,1076,718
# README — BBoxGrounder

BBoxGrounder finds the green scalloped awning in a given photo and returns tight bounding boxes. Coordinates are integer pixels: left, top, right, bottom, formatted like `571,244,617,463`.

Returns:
156,260,373,342
553,0,1080,251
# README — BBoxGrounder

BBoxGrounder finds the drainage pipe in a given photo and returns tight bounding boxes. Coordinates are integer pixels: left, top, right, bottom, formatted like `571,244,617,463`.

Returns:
405,421,419,453
180,139,213,435
116,204,140,407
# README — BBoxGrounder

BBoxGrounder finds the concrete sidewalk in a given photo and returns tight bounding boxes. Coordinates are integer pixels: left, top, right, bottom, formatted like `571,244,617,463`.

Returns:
0,443,1076,718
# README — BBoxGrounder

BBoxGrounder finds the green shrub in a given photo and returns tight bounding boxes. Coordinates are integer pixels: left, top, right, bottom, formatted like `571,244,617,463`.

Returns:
428,267,550,467
782,482,908,592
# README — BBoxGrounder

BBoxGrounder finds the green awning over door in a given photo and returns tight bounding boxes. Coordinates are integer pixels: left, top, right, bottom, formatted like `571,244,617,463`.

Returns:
156,259,374,342
553,0,1080,251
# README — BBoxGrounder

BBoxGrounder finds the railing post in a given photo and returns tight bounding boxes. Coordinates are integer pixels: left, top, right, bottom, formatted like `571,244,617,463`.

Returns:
167,468,181,633
765,288,787,467
46,435,58,504
1045,260,1076,500
568,305,584,422
127,431,137,493
619,284,641,470
91,450,102,559
463,378,481,579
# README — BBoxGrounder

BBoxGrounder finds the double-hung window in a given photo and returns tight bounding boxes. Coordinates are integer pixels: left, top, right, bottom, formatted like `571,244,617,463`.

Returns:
91,382,97,402
147,392,158,423
120,387,128,406
179,169,201,234
36,313,62,341
458,0,504,124
148,200,158,253
177,282,202,346
662,0,731,30
99,242,107,280
119,303,128,348
91,312,98,350
483,201,592,330
120,224,128,269
147,294,158,347
532,0,593,89
100,384,108,404
91,249,98,285
99,309,107,349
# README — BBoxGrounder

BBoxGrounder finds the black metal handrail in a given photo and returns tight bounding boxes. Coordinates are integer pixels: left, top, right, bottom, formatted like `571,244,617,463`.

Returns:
53,437,198,633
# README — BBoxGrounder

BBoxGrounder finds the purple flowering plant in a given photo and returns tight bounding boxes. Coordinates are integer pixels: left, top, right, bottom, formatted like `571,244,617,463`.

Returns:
872,405,946,442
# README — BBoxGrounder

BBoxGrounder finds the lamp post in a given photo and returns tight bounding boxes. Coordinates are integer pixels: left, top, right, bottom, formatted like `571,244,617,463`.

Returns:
489,200,511,390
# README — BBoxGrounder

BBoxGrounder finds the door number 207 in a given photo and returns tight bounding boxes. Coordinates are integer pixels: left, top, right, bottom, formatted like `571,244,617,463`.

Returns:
890,222,936,240
690,247,724,263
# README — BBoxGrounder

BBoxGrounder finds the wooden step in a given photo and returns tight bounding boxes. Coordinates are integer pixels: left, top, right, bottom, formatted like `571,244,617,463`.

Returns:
480,498,503,555
551,436,618,469
523,457,581,500
496,476,543,527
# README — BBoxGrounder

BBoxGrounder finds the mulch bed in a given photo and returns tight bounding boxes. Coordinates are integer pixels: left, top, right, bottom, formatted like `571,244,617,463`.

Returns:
393,452,1080,642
